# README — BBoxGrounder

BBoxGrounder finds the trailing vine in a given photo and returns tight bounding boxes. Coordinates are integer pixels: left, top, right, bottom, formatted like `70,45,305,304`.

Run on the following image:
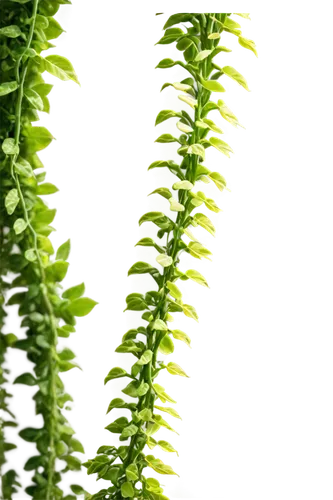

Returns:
0,0,98,500
84,12,256,500
0,4,259,500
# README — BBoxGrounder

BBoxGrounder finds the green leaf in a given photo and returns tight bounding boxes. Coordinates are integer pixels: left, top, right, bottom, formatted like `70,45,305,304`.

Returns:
13,218,27,235
70,485,85,496
187,143,205,160
104,467,120,484
166,281,182,300
188,241,212,260
0,82,18,97
113,340,142,354
155,134,178,143
57,325,75,338
155,110,178,125
32,83,53,113
2,138,19,155
234,13,251,19
148,160,180,174
217,99,243,128
137,349,153,366
195,49,212,61
156,32,183,45
172,180,193,190
19,427,41,442
156,254,173,268
44,17,64,40
212,46,233,57
37,182,59,195
186,269,209,287
201,118,223,134
5,189,19,215
133,236,156,248
59,348,75,361
163,13,193,29
208,169,228,194
0,25,22,38
176,37,193,51
125,293,148,312
159,334,174,355
201,101,218,118
57,390,76,413
104,418,123,436
24,126,54,152
182,302,201,325
170,327,194,349
156,58,176,69
138,408,152,422
104,367,128,384
139,212,173,230
158,440,179,456
124,260,154,277
56,239,71,260
201,79,225,92
166,362,189,377
145,455,179,476
153,414,178,434
178,94,197,109
14,373,36,386
208,32,221,40
222,63,251,93
121,424,138,439
59,360,80,373
33,208,56,224
106,398,128,414
3,334,18,347
15,157,34,177
29,312,44,324
137,210,165,225
36,335,50,348
153,319,168,331
149,188,172,200
22,454,47,474
144,474,162,491
126,464,139,481
35,14,49,29
62,282,85,300
71,438,85,453
25,88,44,111
137,382,150,397
68,297,98,317
46,261,69,282
155,403,184,422
25,249,37,262
55,455,84,474
169,198,185,212
193,213,216,236
176,121,194,135
43,55,80,84
121,482,134,498
122,380,149,398
207,136,237,161
238,36,257,57
153,384,176,404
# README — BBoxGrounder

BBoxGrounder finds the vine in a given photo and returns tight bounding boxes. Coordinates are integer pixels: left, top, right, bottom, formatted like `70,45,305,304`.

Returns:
81,6,259,500
0,4,259,500
0,0,98,500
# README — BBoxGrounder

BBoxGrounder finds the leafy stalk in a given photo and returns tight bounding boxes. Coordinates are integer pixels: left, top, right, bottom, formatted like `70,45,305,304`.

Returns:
0,1,96,498
85,11,256,500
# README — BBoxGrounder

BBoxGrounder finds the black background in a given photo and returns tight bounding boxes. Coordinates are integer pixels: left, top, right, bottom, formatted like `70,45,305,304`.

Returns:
42,1,279,499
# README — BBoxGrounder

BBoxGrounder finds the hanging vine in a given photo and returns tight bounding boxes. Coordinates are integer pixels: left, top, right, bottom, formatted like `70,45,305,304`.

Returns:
0,0,98,500
81,6,259,500
0,4,259,500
